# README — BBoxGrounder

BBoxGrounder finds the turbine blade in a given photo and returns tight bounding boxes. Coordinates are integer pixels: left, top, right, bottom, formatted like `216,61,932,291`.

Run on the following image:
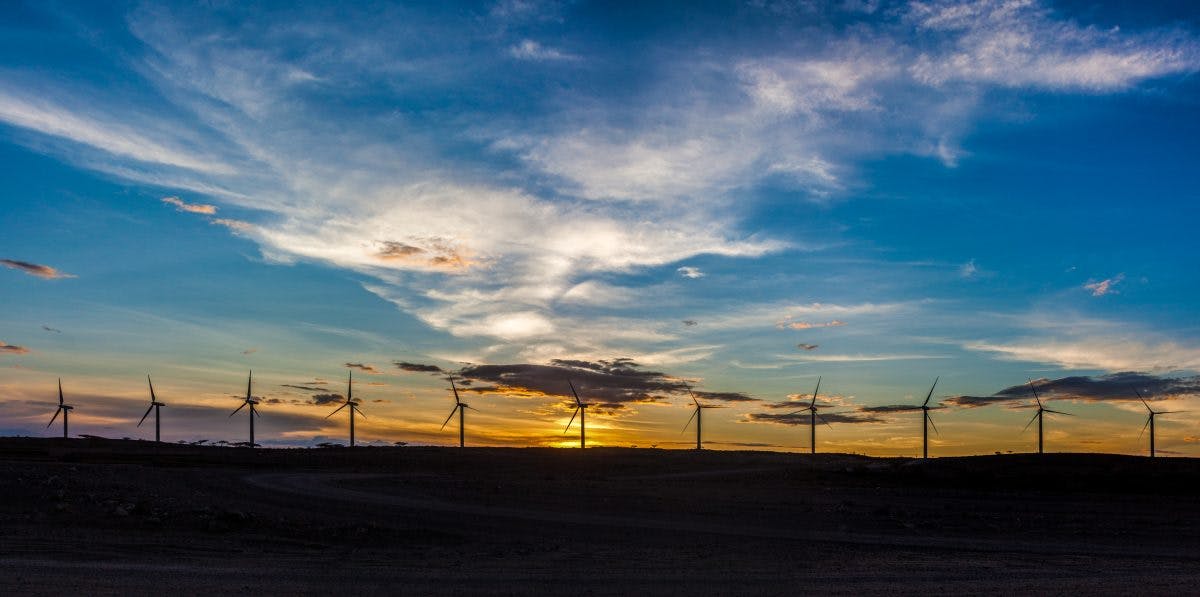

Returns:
326,403,348,419
449,374,463,405
682,408,698,433
815,412,833,430
230,401,247,417
1022,411,1039,432
347,370,353,402
564,406,580,433
1044,409,1073,416
440,406,458,430
1136,389,1151,412
1028,379,1042,409
927,413,940,436
353,405,366,419
811,376,821,408
48,407,61,427
137,404,154,427
253,405,261,418
148,375,157,403
1138,416,1151,440
568,379,582,407
923,376,939,407
58,379,64,405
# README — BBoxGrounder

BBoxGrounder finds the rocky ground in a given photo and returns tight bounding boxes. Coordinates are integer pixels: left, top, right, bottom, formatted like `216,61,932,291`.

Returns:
1,437,1197,595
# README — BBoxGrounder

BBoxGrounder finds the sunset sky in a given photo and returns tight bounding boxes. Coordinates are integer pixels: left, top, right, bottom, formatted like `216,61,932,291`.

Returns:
2,0,1199,456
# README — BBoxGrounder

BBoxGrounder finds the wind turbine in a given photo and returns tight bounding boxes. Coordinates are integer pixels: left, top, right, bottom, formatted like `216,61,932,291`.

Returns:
1137,389,1182,458
229,370,260,447
440,374,473,447
138,375,166,443
919,377,940,459
786,376,829,454
1023,379,1072,454
564,379,591,449
681,382,725,450
47,378,73,439
326,370,365,447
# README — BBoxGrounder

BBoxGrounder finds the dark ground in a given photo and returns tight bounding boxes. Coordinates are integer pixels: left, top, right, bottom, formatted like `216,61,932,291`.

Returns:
1,437,1197,595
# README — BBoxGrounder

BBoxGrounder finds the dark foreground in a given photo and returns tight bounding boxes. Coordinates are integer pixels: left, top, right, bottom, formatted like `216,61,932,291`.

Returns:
1,438,1198,595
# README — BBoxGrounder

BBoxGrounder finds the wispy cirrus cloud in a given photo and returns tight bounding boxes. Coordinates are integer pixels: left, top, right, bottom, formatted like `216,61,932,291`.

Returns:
509,39,577,62
161,196,217,215
777,319,846,330
1,259,75,279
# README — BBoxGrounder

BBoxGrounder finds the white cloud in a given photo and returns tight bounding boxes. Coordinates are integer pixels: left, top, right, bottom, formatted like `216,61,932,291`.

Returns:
966,338,1200,373
677,266,704,279
0,91,235,174
959,259,978,278
907,0,1199,90
1084,273,1124,296
509,39,577,61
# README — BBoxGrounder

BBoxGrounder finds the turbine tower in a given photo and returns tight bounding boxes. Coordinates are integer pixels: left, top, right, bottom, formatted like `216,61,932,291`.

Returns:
326,370,365,446
564,379,591,449
1137,389,1181,458
441,374,473,447
920,377,940,459
138,375,166,443
682,382,724,450
47,379,73,439
786,376,828,454
1024,379,1072,454
229,370,260,447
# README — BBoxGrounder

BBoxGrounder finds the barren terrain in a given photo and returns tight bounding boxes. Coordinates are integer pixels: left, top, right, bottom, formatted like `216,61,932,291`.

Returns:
1,438,1197,595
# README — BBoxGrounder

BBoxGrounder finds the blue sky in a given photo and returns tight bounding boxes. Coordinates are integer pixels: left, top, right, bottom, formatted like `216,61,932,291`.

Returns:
2,0,1199,455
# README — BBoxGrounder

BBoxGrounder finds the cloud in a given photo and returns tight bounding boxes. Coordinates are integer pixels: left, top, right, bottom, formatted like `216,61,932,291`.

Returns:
797,343,819,351
41,325,62,334
509,39,577,61
1084,273,1124,296
964,336,1200,372
777,320,846,330
906,0,1200,91
309,393,345,406
161,196,217,215
692,390,759,403
0,341,30,355
1,259,75,279
394,361,445,374
0,90,236,174
745,411,883,425
344,362,382,374
682,320,698,327
780,353,951,362
858,404,944,413
453,358,747,409
677,266,705,279
943,372,1200,407
281,384,329,392
959,259,978,278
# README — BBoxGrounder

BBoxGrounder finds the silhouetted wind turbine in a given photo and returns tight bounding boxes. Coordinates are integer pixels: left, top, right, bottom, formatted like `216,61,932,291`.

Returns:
1137,389,1182,458
1023,379,1072,454
920,377,940,459
564,379,591,449
47,378,73,439
229,370,260,447
440,374,473,447
326,370,365,447
787,376,830,454
138,375,166,443
681,383,725,450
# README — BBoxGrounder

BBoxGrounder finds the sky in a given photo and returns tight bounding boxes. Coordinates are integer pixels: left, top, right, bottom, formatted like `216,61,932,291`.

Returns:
2,0,1199,456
